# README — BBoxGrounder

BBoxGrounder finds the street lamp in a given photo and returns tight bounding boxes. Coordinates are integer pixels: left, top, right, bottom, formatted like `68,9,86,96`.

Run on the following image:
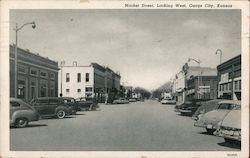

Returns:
14,21,36,98
187,58,201,99
215,49,222,64
60,61,65,97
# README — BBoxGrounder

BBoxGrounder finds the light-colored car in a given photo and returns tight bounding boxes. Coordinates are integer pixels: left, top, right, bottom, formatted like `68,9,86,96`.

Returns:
113,98,129,104
161,98,176,104
192,99,226,120
215,106,241,143
194,100,241,134
10,98,40,128
129,98,137,102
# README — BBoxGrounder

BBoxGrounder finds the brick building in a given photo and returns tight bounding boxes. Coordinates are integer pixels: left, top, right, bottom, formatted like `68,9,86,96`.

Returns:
10,45,59,102
217,54,241,100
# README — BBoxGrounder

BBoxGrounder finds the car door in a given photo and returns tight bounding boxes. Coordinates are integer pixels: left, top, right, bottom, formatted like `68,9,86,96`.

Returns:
48,98,60,115
31,98,48,115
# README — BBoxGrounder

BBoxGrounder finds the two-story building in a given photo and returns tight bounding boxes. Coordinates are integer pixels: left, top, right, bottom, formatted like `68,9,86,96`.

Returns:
58,62,121,103
217,54,241,100
10,45,59,102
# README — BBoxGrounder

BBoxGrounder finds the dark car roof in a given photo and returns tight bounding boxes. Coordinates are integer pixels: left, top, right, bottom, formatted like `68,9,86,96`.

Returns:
192,99,226,117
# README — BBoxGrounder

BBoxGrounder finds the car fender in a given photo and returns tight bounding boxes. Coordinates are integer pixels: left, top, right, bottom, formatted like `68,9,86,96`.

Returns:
55,106,70,115
11,110,34,122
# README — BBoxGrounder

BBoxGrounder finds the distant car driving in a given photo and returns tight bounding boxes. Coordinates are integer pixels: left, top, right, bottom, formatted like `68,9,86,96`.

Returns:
129,98,137,102
113,98,129,104
194,100,241,134
10,98,40,128
161,98,176,104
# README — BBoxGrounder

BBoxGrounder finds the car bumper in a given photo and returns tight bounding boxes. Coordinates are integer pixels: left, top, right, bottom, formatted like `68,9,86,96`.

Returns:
194,121,217,130
216,129,241,141
179,109,193,115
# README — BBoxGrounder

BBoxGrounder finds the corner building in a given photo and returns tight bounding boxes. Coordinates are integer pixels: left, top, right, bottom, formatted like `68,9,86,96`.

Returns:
217,54,241,100
9,45,59,102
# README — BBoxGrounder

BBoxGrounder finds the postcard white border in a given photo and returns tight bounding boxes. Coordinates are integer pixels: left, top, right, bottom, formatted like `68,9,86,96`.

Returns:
0,1,249,158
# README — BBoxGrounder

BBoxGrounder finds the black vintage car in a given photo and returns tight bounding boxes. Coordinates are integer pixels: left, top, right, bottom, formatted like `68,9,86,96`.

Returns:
30,97,74,119
60,97,79,114
75,97,99,111
175,99,210,116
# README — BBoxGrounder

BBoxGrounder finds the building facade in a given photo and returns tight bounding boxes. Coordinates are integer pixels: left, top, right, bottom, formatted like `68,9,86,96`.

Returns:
10,45,59,102
58,62,121,103
217,55,241,100
185,66,217,100
172,64,217,102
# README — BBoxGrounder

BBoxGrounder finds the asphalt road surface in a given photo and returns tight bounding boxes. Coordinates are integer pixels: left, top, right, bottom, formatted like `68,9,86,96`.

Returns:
10,100,241,151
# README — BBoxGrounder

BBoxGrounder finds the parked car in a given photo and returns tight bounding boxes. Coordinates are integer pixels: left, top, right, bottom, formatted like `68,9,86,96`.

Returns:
30,97,73,119
10,98,40,128
192,99,226,120
113,98,129,104
214,106,241,143
177,99,209,116
194,100,241,134
129,98,137,102
61,97,79,114
161,98,176,104
75,97,98,111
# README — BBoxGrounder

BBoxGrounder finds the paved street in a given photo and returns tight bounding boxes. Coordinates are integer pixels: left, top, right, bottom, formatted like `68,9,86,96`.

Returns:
10,100,240,151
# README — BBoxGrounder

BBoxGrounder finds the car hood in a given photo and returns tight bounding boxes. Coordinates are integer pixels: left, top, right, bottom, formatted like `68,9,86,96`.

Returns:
221,109,241,129
202,110,230,123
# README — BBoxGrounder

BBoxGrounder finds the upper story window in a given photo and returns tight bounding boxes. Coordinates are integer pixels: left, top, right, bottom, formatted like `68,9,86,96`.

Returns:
66,73,70,82
18,66,27,74
85,73,89,82
30,68,38,76
50,73,55,80
40,71,48,78
77,73,81,82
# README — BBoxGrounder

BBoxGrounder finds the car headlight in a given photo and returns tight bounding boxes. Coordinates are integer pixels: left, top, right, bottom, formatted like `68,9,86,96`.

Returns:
216,121,222,129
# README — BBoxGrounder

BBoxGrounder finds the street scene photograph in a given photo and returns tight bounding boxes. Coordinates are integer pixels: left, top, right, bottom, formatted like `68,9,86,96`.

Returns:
7,8,244,152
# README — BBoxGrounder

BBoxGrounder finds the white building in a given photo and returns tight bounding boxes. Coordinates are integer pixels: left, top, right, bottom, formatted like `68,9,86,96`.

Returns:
58,64,95,98
58,62,121,102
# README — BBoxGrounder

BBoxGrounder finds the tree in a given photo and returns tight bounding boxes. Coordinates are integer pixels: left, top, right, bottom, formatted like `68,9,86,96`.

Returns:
133,87,151,99
152,81,173,99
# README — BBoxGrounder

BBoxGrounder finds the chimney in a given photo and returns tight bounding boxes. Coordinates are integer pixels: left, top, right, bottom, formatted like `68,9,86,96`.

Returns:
73,61,77,67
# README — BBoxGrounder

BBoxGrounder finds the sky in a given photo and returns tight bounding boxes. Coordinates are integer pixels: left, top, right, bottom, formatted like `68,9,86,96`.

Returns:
9,9,241,90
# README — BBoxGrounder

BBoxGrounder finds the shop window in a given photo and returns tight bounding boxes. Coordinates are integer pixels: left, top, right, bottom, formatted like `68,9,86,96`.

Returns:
30,80,36,99
85,87,93,92
17,80,25,99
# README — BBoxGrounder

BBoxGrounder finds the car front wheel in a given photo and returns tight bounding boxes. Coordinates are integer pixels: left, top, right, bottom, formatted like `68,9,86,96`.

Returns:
15,118,28,128
56,110,66,119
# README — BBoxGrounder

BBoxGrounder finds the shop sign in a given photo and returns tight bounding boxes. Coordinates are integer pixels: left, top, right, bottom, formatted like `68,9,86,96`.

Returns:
221,73,229,82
